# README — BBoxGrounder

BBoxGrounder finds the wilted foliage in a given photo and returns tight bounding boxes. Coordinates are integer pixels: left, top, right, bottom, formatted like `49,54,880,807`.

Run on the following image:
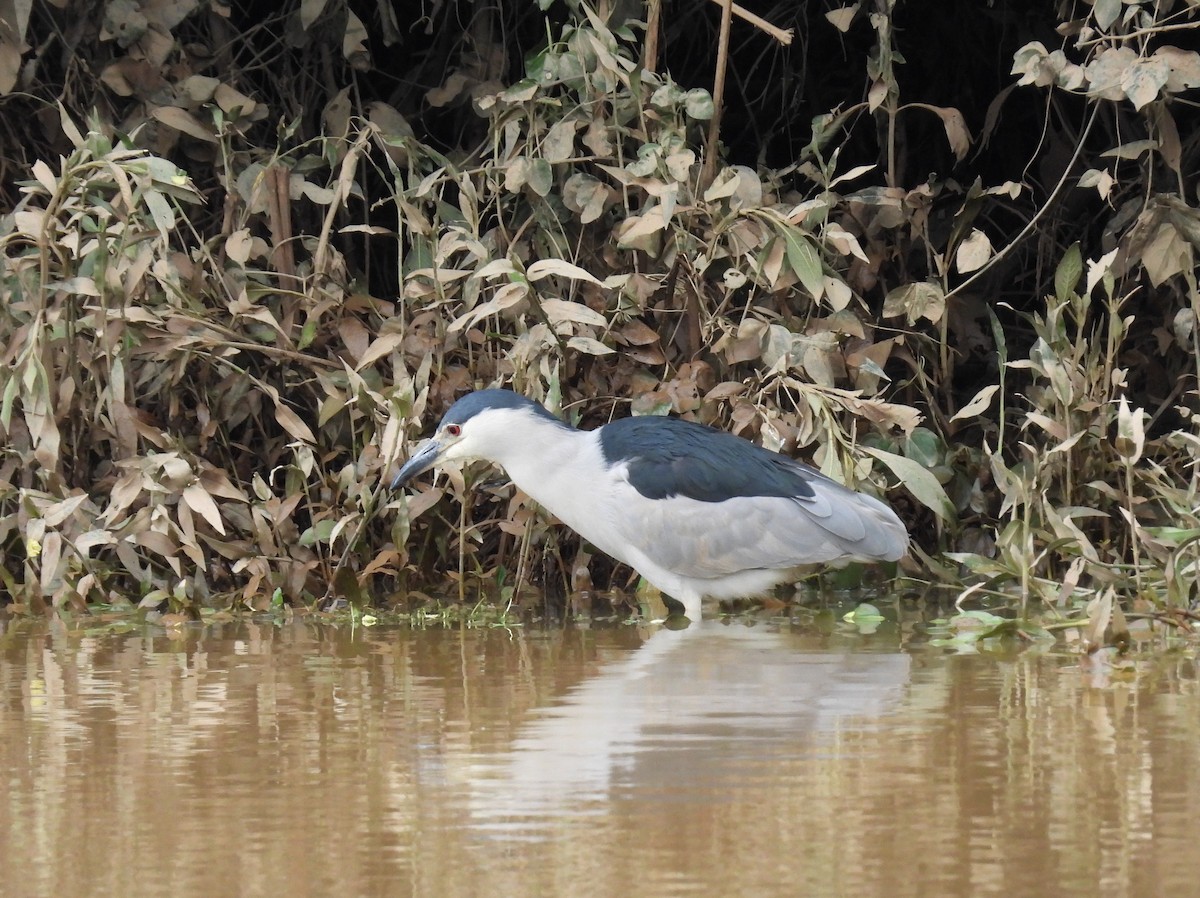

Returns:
1,1,1199,627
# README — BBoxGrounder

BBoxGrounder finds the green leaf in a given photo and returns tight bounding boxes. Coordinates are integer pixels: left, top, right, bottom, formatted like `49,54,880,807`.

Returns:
501,79,539,103
862,446,956,522
628,143,660,177
1093,0,1120,29
524,48,549,79
905,428,943,468
1143,526,1200,545
143,189,175,241
927,610,1042,646
527,159,553,197
298,317,318,350
684,89,714,120
0,373,17,431
1054,243,1082,301
779,227,824,300
650,82,683,109
843,602,884,622
299,518,337,548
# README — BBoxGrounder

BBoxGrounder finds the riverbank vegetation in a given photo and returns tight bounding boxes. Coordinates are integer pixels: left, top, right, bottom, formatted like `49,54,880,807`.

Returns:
1,0,1199,640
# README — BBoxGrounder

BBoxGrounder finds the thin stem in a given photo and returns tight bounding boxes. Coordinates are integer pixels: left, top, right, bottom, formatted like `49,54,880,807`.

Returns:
701,0,734,187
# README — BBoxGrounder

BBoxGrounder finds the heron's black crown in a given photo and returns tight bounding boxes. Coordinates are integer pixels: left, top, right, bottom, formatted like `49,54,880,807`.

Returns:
442,389,567,428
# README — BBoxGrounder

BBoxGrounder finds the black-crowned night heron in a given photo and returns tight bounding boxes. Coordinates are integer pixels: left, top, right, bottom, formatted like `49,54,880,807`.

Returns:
391,390,908,618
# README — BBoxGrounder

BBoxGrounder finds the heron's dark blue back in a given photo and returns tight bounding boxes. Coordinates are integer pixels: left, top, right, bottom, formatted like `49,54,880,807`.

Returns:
598,415,827,503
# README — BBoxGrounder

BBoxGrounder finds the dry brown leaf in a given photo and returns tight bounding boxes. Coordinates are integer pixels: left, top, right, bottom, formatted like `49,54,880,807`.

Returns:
704,382,747,402
883,282,946,324
567,336,614,355
845,337,895,380
199,467,249,502
214,82,257,117
76,531,118,554
104,471,144,524
614,210,667,249
448,282,529,333
251,507,279,556
912,104,972,160
1140,223,1191,286
338,317,371,362
0,26,22,95
183,482,226,535
130,530,173,561
274,402,316,443
867,78,888,112
623,344,666,364
356,332,405,370
542,118,579,163
761,237,787,287
527,259,602,284
825,5,858,32
42,494,88,528
40,531,62,595
179,74,219,103
618,321,661,346
150,106,218,142
950,384,999,422
541,298,608,328
955,229,994,273
225,228,253,263
403,486,445,521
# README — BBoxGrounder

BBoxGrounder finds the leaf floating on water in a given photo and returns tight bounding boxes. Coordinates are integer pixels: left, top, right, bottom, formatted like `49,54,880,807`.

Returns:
843,602,884,623
842,602,886,635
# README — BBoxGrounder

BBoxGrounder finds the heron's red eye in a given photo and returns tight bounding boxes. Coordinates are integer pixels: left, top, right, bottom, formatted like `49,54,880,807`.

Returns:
445,424,462,437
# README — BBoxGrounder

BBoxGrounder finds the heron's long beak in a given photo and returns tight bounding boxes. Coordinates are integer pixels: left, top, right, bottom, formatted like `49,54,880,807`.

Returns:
391,438,446,489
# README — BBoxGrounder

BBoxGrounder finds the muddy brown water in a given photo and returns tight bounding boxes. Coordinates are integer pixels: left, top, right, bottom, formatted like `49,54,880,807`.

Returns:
1,607,1198,898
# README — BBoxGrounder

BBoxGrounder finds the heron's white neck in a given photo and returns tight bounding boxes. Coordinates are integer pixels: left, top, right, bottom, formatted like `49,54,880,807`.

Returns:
462,407,621,564
484,412,591,494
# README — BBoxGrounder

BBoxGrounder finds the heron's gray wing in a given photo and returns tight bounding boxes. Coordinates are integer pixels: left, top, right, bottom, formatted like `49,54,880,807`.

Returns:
608,474,907,579
598,415,906,577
